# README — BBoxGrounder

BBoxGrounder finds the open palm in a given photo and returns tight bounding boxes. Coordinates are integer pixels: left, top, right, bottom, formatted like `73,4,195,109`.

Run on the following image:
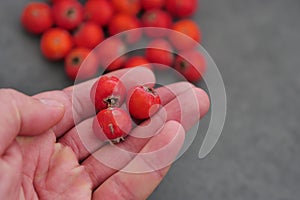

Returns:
0,68,209,200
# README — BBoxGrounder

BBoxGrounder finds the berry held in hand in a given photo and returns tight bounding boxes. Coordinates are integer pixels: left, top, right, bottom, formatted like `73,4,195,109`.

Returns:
127,85,161,120
90,76,127,111
93,107,132,143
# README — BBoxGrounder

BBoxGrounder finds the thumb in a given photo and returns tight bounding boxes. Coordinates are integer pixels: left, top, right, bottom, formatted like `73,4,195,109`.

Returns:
0,89,65,155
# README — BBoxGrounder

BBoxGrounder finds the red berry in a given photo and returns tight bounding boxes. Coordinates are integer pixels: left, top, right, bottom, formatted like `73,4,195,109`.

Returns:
141,0,165,10
170,19,201,50
106,56,127,72
64,47,98,80
96,38,127,69
73,22,105,49
40,28,73,61
84,0,114,26
166,0,197,18
108,13,141,44
174,50,206,82
52,0,84,30
142,9,172,38
90,76,127,111
145,39,174,69
127,85,161,120
124,56,152,70
93,107,132,143
111,0,141,16
50,0,77,4
21,2,53,34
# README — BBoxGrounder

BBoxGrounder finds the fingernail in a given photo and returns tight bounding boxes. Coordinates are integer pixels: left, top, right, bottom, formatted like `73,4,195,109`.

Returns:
39,99,64,108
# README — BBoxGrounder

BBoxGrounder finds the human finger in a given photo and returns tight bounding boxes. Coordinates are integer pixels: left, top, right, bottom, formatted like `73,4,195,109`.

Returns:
0,89,64,155
92,121,185,200
34,67,155,138
82,87,209,189
58,82,197,161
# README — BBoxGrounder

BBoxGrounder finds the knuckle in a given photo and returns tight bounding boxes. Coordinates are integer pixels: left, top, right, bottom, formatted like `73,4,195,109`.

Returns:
0,88,20,98
62,88,85,122
0,89,20,112
59,133,81,160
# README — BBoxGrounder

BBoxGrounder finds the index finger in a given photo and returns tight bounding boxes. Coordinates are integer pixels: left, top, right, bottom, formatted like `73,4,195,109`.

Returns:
34,67,156,138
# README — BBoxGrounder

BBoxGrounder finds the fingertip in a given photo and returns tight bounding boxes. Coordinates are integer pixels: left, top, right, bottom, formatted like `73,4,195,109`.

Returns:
164,120,186,144
165,120,185,135
193,87,210,118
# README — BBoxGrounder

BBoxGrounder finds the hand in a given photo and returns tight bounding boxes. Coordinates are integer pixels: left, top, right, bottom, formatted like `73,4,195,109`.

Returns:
0,68,209,200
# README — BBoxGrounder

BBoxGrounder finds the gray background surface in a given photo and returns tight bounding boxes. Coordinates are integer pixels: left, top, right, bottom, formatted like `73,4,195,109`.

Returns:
1,0,300,199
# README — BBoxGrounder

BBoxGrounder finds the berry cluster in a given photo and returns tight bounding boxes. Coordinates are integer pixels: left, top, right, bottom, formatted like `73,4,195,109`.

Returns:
90,76,161,143
21,0,206,83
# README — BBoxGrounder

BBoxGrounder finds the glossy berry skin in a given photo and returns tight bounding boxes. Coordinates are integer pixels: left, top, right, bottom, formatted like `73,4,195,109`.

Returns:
93,107,132,143
174,50,206,82
166,0,197,18
111,0,141,16
64,47,98,80
84,0,114,26
106,56,127,72
141,9,172,38
73,22,104,49
50,0,77,4
127,86,161,120
108,13,141,44
52,0,84,30
40,28,73,60
170,19,201,51
124,56,152,70
145,39,174,69
141,0,165,10
21,2,53,34
90,76,127,111
96,38,127,69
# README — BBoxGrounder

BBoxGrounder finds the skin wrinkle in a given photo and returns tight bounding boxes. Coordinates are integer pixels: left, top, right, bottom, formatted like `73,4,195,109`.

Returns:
85,155,124,189
1,142,22,199
86,160,101,190
34,90,73,137
44,143,63,193
110,175,136,200
22,173,38,200
84,142,141,189
11,96,22,136
15,136,38,199
123,124,183,176
59,118,105,162
61,131,82,160
0,89,22,156
35,143,92,199
92,121,185,200
47,167,89,199
33,133,55,182
82,85,206,190
0,67,209,199
62,88,85,124
34,138,91,198
58,82,196,162
35,138,53,199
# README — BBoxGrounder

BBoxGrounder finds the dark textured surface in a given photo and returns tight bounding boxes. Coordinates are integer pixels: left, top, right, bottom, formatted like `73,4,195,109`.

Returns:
1,0,300,199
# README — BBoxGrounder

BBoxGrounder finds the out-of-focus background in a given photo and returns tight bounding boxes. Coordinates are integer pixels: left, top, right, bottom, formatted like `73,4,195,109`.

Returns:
1,0,300,199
